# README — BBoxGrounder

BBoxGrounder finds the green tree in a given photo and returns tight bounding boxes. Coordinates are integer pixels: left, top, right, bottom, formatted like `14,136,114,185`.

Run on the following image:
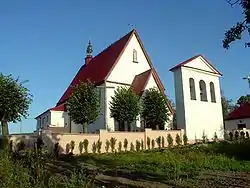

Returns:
109,87,139,130
221,91,235,121
141,88,170,130
237,94,250,105
0,73,32,136
223,0,250,49
67,81,100,133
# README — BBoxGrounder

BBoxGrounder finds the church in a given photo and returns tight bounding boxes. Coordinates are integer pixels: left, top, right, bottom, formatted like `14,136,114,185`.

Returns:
35,29,174,133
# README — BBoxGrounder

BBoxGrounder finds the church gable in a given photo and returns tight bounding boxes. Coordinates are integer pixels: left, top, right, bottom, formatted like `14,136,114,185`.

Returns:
106,32,151,84
170,55,222,76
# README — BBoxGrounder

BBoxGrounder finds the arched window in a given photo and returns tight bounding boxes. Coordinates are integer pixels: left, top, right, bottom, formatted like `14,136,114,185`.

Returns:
133,49,137,62
189,78,196,100
199,80,207,101
210,82,216,103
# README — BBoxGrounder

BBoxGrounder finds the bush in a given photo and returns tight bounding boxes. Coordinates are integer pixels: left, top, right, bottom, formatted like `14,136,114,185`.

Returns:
136,140,141,151
156,136,161,148
161,136,165,148
130,142,135,152
69,140,75,153
78,141,84,154
183,133,188,145
240,131,245,139
66,143,70,154
16,140,25,152
175,134,181,146
167,134,173,147
105,140,110,153
246,132,249,139
96,139,102,154
54,143,60,157
83,139,89,153
151,139,155,149
141,140,144,151
146,137,151,149
124,138,128,151
92,142,97,154
110,137,117,153
229,132,233,141
118,141,122,152
235,131,239,140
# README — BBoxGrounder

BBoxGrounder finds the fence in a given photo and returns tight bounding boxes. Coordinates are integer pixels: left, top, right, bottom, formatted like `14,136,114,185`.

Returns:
10,128,184,154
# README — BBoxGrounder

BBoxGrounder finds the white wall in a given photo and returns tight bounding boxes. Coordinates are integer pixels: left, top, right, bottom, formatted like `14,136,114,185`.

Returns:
174,64,224,140
225,118,250,131
107,34,151,84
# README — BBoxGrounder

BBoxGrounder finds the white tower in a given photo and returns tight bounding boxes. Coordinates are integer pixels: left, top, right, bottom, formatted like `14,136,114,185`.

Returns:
169,55,224,141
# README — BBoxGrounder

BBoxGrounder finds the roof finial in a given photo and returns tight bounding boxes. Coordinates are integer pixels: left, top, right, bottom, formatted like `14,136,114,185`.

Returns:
86,40,93,57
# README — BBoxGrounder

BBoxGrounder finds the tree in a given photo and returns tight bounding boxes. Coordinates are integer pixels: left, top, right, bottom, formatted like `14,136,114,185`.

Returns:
237,94,250,105
223,0,250,49
0,73,32,136
109,87,140,130
141,88,170,130
67,81,100,133
221,92,235,121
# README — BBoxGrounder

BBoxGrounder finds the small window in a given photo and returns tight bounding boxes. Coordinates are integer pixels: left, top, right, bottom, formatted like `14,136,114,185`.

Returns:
199,80,207,102
238,123,246,130
210,82,216,103
46,116,48,122
189,78,196,100
133,49,138,62
42,117,45,124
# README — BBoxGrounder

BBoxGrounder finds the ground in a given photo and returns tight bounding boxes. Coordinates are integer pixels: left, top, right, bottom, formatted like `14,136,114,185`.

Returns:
46,140,250,187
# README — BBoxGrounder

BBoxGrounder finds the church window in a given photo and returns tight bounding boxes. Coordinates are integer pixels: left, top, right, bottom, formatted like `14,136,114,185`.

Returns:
133,49,138,62
189,78,196,100
210,82,216,103
199,80,208,102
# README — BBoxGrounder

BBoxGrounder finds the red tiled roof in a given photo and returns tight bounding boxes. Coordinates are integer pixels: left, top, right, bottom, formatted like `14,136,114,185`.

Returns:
131,69,152,95
50,104,65,111
57,30,134,105
226,103,250,120
169,54,222,76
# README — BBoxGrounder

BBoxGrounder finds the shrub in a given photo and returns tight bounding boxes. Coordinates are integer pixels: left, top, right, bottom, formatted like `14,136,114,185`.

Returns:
96,139,102,154
105,140,110,153
229,132,233,141
183,133,188,145
167,134,173,147
136,140,141,151
110,137,117,153
130,142,135,152
213,132,218,142
235,131,239,140
124,138,128,151
240,131,245,139
151,139,155,149
54,143,60,157
175,134,181,146
16,140,25,152
78,141,84,154
146,137,151,149
69,140,75,153
92,142,97,154
246,131,250,139
83,139,89,153
141,140,144,150
118,141,122,152
161,136,165,148
224,131,230,141
66,143,70,154
156,136,161,148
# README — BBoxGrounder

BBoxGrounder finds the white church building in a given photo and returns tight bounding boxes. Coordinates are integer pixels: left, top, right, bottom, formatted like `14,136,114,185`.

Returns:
35,29,224,140
35,29,174,133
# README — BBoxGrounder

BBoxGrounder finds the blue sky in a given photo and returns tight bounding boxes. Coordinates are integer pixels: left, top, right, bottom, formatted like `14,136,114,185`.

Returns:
1,0,249,133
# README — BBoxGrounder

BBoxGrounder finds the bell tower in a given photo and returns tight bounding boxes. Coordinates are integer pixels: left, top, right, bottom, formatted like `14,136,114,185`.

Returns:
85,40,93,65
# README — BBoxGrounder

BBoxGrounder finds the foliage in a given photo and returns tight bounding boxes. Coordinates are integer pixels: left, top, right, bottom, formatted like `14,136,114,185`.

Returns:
223,0,250,49
135,140,141,151
141,140,144,150
66,144,70,154
175,134,182,146
141,88,170,130
67,81,100,133
105,140,110,153
69,140,75,153
235,131,239,140
118,141,122,152
221,92,235,121
16,140,25,151
109,86,140,124
213,132,218,142
146,137,151,149
79,141,84,154
0,73,32,136
151,139,155,149
92,142,97,154
246,131,250,138
123,138,128,151
96,139,102,154
237,94,250,106
83,139,89,153
161,136,165,148
202,131,207,143
156,136,161,148
183,133,188,145
229,132,234,140
167,134,173,147
130,143,135,152
240,131,245,139
110,137,117,153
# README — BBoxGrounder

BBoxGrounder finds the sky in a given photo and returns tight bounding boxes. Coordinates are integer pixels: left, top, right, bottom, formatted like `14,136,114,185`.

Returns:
0,0,249,133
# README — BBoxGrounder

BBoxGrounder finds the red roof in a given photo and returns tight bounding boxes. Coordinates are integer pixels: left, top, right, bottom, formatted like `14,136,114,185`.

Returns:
169,54,222,76
226,103,250,120
131,69,152,95
35,104,65,119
